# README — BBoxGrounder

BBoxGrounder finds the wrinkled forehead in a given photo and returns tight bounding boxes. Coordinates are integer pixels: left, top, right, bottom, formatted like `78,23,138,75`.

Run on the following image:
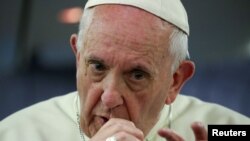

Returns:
84,0,189,35
92,4,169,31
84,5,173,52
82,5,173,67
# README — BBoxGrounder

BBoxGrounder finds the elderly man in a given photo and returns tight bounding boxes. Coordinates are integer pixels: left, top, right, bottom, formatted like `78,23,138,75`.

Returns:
0,0,249,141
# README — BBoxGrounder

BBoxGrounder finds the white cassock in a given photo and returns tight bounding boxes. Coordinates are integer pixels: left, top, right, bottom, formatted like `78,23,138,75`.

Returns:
0,91,249,141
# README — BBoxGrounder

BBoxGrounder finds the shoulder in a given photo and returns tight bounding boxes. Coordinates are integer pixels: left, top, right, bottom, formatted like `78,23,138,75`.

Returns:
164,94,250,140
172,94,250,124
0,91,78,123
0,91,80,141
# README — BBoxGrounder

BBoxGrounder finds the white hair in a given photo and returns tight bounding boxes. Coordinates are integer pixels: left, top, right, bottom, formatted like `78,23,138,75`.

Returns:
169,27,190,72
76,8,189,73
76,8,94,52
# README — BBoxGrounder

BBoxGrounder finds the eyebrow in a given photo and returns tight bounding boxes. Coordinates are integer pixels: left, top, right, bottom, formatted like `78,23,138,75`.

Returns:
85,53,156,75
85,55,105,63
84,55,107,68
129,62,156,77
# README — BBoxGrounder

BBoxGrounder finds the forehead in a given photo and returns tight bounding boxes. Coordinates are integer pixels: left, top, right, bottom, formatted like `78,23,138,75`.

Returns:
82,5,173,64
93,4,164,27
91,5,171,41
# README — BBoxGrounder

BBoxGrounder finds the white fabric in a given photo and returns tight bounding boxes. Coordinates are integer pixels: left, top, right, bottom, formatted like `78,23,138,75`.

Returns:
0,91,249,141
85,0,189,35
106,136,117,141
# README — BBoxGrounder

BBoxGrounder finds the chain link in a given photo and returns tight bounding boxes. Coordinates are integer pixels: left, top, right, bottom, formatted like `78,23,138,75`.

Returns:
77,113,86,141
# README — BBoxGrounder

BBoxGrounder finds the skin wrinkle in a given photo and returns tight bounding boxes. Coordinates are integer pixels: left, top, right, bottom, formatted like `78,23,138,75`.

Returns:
78,6,180,71
76,5,176,137
83,14,172,73
82,13,160,76
82,5,174,69
84,33,157,76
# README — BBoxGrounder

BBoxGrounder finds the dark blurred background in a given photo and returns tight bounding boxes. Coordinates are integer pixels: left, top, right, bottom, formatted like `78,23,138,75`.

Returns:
0,0,250,120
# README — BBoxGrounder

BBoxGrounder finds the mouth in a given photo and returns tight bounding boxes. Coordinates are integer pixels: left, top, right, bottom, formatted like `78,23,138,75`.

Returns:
101,116,109,124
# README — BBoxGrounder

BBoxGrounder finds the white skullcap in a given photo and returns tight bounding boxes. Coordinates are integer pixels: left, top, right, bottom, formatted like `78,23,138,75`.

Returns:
84,0,189,35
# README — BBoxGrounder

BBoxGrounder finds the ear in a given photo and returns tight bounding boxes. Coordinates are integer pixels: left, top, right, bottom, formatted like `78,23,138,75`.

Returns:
165,60,195,104
70,34,80,68
70,34,78,55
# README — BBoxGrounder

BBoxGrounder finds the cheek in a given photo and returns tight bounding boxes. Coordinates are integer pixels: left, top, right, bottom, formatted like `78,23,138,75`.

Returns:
125,94,144,121
78,76,104,136
76,66,88,99
76,65,102,119
127,90,166,135
130,88,155,116
140,78,170,118
76,57,95,101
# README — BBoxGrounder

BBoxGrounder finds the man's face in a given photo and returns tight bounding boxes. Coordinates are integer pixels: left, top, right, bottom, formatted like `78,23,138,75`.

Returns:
76,5,174,137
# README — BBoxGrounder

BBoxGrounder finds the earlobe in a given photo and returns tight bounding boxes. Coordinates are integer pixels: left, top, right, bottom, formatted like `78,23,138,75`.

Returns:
165,96,172,104
166,60,195,104
70,34,78,55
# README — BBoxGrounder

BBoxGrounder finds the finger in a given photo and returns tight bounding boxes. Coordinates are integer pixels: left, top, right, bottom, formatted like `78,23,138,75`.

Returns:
110,123,143,140
100,118,144,140
158,128,184,141
191,122,208,141
103,118,136,128
114,132,143,141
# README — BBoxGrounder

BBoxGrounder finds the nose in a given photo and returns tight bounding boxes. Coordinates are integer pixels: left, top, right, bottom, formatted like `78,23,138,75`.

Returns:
101,75,124,109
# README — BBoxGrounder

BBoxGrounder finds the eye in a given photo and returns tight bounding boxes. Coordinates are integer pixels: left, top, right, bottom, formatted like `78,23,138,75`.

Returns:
131,69,148,81
88,60,106,73
126,68,152,91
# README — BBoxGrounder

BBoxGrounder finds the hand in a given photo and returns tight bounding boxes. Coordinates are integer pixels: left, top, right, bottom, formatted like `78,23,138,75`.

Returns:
90,118,144,141
158,122,207,141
